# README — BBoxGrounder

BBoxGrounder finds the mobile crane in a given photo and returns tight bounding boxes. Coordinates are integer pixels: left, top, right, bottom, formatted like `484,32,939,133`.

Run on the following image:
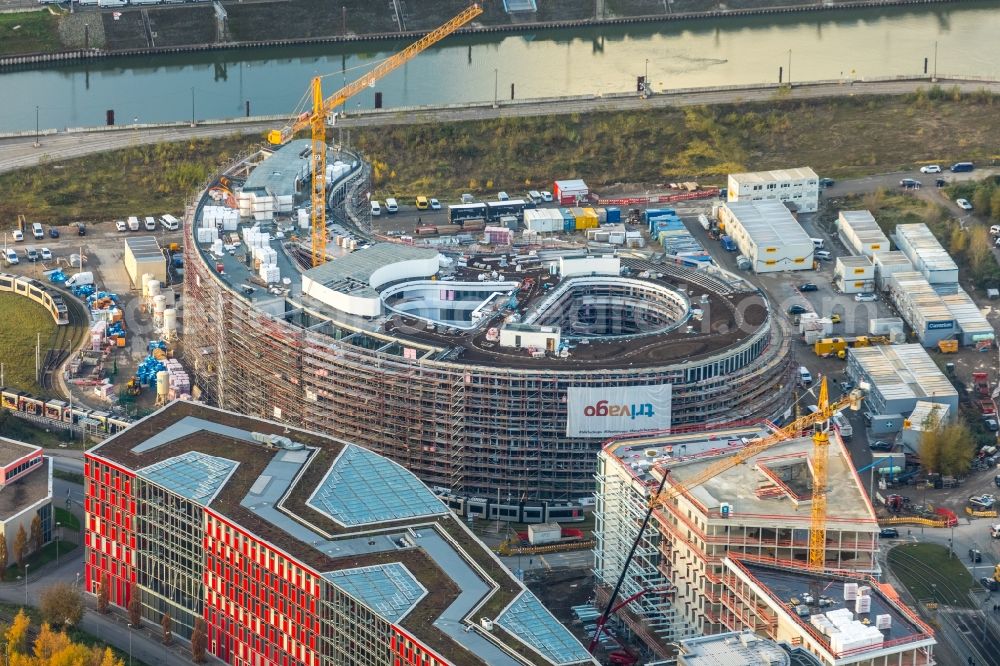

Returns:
589,376,865,654
268,4,483,267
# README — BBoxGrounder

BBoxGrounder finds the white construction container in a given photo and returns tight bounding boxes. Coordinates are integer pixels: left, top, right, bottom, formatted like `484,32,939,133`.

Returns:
939,288,994,346
874,251,914,290
895,224,958,285
727,167,819,212
718,201,813,272
527,522,562,545
835,255,875,293
887,272,955,347
837,210,890,257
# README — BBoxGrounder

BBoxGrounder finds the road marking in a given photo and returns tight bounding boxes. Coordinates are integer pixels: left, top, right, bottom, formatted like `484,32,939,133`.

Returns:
539,556,552,571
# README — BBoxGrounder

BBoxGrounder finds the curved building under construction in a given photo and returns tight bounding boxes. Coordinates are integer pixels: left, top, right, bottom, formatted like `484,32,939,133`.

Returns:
183,142,794,515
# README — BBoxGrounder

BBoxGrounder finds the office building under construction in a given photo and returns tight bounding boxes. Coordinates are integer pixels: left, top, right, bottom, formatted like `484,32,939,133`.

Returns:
182,144,794,512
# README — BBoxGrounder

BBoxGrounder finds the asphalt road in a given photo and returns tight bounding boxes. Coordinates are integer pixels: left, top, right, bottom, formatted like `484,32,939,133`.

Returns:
2,76,998,176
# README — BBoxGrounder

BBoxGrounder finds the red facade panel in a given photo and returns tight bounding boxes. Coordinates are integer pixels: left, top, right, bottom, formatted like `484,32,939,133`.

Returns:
84,454,137,610
204,510,323,666
390,626,449,666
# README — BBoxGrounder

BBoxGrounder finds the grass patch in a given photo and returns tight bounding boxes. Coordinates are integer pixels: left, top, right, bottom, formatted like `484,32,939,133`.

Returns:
0,135,258,227
2,540,77,582
887,543,977,608
53,469,85,486
0,11,62,56
0,293,57,395
353,90,1000,201
55,507,80,532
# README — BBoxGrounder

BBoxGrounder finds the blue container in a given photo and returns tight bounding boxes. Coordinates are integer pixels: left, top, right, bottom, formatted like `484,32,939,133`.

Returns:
606,207,621,223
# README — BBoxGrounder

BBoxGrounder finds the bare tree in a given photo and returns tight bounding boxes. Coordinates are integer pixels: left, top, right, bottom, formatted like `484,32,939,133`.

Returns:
161,610,172,645
191,617,207,663
127,595,142,627
13,525,27,571
97,575,110,614
39,581,84,627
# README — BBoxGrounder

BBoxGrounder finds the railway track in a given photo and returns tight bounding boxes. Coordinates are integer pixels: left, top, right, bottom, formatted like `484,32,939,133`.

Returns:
39,291,89,394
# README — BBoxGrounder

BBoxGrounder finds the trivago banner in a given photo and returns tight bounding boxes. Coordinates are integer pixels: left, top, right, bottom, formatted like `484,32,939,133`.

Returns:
566,384,672,437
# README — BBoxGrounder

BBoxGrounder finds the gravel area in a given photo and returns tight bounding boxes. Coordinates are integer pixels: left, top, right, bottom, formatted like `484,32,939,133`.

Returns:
58,11,106,49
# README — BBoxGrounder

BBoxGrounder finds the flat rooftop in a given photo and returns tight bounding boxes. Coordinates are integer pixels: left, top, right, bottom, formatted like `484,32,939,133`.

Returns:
242,139,311,198
0,437,40,468
302,243,439,299
849,344,957,406
678,631,795,666
124,236,165,262
724,201,812,247
729,167,818,183
88,401,593,666
606,427,877,528
729,559,934,658
0,457,49,521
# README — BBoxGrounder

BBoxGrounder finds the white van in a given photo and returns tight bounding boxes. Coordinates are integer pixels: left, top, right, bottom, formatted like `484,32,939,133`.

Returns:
31,222,44,240
4,248,18,265
798,366,813,386
832,411,853,439
127,216,140,231
810,237,825,250
144,216,157,231
815,250,832,261
370,200,382,217
160,214,179,231
385,198,398,214
991,524,1000,539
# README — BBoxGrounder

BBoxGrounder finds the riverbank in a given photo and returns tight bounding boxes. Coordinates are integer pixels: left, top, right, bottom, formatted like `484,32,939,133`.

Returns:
2,84,999,226
0,0,980,65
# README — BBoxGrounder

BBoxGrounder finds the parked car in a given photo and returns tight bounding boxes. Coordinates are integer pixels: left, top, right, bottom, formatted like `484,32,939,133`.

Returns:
899,178,921,189
819,178,835,188
40,247,52,261
11,229,23,242
787,304,809,315
855,292,877,302
4,248,18,265
497,191,510,201
48,227,59,238
981,577,999,592
870,440,893,451
919,165,942,174
969,548,983,563
429,198,441,210
935,178,946,188
415,196,429,210
815,250,832,261
540,191,553,202
144,216,157,231
879,528,899,539
115,220,127,232
24,247,38,262
956,198,973,211
798,283,819,292
77,223,86,236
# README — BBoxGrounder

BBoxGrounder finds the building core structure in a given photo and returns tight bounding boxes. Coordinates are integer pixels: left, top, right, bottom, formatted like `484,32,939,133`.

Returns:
593,425,887,660
182,143,794,511
84,401,595,666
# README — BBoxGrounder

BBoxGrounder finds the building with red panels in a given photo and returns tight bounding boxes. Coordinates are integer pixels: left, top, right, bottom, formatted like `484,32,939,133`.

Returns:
85,402,595,666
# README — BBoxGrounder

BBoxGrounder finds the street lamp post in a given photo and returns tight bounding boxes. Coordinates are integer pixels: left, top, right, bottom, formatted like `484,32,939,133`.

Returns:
56,522,61,567
24,564,29,606
33,106,39,148
493,69,498,108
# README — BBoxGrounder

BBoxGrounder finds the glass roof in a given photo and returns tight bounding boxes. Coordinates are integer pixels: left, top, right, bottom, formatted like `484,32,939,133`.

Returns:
323,563,426,622
305,444,446,527
495,591,593,665
138,451,238,506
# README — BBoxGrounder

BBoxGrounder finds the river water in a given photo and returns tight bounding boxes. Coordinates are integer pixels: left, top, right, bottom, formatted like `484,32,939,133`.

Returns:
4,0,1000,132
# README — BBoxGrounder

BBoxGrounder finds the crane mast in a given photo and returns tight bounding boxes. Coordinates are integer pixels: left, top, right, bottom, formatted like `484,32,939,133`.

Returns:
268,4,483,266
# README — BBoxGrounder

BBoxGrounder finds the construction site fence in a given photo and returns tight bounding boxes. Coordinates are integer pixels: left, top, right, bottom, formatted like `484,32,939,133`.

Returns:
497,539,596,556
964,507,999,518
879,516,950,527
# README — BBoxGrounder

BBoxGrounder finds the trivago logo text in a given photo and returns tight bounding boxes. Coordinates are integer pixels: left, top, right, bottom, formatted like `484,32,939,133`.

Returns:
582,400,655,419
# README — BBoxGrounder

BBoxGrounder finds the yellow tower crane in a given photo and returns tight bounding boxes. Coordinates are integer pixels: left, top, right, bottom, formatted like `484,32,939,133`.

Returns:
647,376,864,567
267,4,483,267
590,377,865,650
